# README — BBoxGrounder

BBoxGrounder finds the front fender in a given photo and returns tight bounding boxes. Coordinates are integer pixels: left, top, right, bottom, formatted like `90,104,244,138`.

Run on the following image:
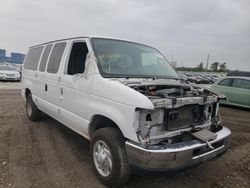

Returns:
88,94,138,142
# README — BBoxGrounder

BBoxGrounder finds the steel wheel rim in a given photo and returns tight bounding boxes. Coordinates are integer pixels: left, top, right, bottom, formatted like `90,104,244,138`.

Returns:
93,140,112,177
27,97,32,116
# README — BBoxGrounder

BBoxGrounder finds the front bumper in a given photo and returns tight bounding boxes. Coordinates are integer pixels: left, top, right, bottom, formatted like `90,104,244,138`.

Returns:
125,126,231,171
0,76,21,81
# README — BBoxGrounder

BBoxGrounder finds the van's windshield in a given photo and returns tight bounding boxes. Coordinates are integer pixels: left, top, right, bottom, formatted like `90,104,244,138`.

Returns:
91,38,179,79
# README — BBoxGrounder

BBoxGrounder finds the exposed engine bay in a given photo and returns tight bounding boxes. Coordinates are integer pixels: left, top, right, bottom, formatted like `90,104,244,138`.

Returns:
119,78,224,145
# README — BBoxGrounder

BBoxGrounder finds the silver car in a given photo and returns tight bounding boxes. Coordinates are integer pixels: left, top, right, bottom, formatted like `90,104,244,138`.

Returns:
0,65,21,81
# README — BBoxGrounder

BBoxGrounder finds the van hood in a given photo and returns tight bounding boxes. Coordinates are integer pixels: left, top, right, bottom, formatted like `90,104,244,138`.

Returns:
110,77,220,108
92,75,220,111
91,75,155,109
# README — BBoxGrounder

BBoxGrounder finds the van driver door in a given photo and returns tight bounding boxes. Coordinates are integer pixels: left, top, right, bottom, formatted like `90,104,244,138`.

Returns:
58,40,92,137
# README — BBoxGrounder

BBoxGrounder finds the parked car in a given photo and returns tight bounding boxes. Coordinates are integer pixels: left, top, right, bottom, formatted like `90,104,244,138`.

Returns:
22,37,231,187
200,75,215,84
227,71,250,77
186,74,210,84
195,75,210,84
211,74,221,81
204,74,217,83
211,76,250,108
0,65,21,81
178,73,188,81
185,74,200,83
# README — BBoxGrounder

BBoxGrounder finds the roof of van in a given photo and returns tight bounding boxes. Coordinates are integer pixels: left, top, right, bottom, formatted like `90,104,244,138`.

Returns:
30,36,141,48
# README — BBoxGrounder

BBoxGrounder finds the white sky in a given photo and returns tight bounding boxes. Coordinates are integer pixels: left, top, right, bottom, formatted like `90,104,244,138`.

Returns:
0,0,249,70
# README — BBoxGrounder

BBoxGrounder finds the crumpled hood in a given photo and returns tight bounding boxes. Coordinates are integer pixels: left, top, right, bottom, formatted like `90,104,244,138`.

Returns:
110,77,183,87
109,77,223,104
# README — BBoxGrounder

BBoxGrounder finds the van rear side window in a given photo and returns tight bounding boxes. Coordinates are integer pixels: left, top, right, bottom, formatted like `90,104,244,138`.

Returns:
47,42,66,73
24,46,44,70
39,44,52,72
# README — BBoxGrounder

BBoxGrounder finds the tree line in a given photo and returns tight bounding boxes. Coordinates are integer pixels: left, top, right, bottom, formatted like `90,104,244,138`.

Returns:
175,62,228,72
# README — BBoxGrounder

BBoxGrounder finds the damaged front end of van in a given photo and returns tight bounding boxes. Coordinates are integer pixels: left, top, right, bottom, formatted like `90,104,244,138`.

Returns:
124,79,231,171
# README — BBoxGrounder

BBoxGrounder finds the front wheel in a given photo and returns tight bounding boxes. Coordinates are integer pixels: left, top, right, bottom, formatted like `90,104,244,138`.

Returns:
90,127,130,187
26,93,42,121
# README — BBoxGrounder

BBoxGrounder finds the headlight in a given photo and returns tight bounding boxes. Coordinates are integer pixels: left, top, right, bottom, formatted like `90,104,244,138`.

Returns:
15,72,21,77
134,108,165,142
134,108,164,129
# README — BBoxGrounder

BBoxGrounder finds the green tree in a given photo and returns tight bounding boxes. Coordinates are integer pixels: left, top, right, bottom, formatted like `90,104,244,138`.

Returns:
197,62,204,71
219,62,227,72
210,62,219,72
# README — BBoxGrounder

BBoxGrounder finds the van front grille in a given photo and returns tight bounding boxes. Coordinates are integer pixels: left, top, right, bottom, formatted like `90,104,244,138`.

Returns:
164,105,205,131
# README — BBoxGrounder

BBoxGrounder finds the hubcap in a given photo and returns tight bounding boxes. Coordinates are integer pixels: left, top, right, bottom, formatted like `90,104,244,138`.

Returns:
93,140,112,177
27,97,32,116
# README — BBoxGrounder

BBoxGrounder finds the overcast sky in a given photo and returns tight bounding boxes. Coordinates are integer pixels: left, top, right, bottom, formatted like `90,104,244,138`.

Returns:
0,0,249,70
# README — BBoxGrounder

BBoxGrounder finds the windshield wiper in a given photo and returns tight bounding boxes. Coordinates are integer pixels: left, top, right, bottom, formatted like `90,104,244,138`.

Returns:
151,76,181,80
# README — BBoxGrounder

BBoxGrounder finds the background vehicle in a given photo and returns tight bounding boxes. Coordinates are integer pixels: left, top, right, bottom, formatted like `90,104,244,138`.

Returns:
185,74,200,83
0,65,21,81
195,75,210,84
200,75,215,84
204,74,217,83
227,71,250,77
211,74,221,81
178,73,188,82
211,76,250,108
185,74,210,84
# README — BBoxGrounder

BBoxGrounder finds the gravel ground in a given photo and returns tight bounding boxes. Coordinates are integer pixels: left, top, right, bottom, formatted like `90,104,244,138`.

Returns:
0,81,22,90
0,87,250,188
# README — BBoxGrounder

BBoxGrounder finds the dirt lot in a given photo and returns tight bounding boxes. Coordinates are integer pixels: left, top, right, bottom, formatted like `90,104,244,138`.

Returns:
0,81,22,90
0,88,250,188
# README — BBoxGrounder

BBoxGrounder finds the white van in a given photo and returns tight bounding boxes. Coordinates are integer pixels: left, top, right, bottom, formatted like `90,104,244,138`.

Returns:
22,37,231,187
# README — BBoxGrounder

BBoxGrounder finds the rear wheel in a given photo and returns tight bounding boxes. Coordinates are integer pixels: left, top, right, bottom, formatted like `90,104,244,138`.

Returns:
90,127,130,187
26,93,42,121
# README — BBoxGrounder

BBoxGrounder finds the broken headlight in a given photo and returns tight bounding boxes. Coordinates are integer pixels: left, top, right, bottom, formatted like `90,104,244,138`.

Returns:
133,108,165,141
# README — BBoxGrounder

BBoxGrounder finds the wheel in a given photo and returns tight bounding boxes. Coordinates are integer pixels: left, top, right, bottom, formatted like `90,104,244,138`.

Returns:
26,93,42,121
90,127,130,187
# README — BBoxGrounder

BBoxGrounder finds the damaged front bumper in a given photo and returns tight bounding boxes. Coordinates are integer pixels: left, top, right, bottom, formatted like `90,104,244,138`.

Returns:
125,126,231,171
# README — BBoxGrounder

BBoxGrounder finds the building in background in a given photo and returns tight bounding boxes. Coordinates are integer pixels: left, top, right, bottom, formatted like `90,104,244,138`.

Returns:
0,49,6,62
0,48,25,64
8,52,25,64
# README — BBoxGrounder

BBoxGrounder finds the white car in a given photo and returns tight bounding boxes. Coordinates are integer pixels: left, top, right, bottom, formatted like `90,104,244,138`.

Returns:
21,37,231,187
0,65,21,81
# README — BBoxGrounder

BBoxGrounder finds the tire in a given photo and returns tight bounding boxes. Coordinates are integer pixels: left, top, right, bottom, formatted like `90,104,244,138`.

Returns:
26,93,42,121
90,127,130,187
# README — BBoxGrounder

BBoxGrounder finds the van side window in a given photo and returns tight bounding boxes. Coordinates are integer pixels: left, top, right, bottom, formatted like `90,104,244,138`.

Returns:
47,42,66,73
39,44,52,72
24,46,44,70
67,42,89,75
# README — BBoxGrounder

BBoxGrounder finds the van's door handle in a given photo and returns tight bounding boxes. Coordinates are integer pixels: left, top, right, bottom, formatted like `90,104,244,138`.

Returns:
60,87,63,101
45,84,48,92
